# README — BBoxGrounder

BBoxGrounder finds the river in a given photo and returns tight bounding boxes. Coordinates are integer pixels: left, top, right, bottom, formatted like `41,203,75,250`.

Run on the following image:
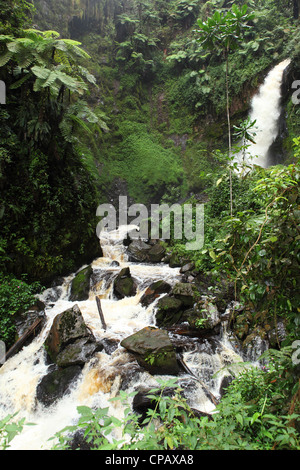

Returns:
0,226,245,450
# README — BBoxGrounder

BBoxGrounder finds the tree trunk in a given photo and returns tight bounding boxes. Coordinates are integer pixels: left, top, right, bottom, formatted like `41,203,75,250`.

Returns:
4,318,43,362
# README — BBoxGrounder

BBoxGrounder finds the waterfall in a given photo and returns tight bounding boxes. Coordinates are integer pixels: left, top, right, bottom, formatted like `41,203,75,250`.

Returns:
235,58,291,169
0,227,246,450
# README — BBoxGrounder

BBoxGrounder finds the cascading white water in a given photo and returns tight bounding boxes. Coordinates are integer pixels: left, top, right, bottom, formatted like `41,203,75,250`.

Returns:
0,226,245,450
235,58,291,169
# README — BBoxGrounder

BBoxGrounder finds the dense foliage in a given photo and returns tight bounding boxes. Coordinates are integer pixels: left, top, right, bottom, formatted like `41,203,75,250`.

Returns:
0,7,103,288
0,0,299,451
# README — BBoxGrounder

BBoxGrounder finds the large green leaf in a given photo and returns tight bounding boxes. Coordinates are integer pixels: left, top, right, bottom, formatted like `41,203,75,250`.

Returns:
31,65,51,80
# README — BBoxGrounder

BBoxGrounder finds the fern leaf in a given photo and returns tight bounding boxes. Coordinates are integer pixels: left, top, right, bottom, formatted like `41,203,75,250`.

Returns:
0,50,13,67
42,71,58,88
31,65,51,80
17,52,35,69
10,74,31,90
42,30,61,39
33,77,45,92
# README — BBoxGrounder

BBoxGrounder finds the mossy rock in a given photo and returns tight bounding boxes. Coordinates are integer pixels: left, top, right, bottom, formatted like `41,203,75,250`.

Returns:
185,298,220,331
171,282,196,307
70,265,93,302
44,304,94,363
155,295,183,327
113,267,137,299
36,365,82,407
148,243,166,263
121,326,179,375
127,240,152,262
169,252,181,268
140,280,171,308
55,337,102,367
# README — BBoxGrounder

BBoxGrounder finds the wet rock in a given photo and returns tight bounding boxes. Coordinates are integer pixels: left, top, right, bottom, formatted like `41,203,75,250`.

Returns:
172,282,196,307
132,386,176,422
69,430,94,450
132,384,211,424
219,375,233,397
180,262,195,274
55,337,102,367
169,252,181,268
110,260,120,267
140,280,171,308
100,337,120,355
155,295,183,327
185,297,220,330
44,304,96,364
69,265,93,301
266,320,287,348
121,326,179,375
127,240,152,262
242,327,269,362
36,365,82,407
113,267,137,299
148,243,166,263
42,286,62,304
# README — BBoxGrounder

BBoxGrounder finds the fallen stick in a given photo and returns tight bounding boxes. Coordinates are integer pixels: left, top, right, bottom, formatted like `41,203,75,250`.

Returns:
96,296,107,331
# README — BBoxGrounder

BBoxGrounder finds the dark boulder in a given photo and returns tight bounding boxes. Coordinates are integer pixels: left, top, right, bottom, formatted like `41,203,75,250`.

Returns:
121,326,179,375
140,280,171,308
155,295,183,327
55,337,102,367
169,252,181,268
36,365,82,407
185,297,221,331
44,304,97,364
132,385,212,424
113,267,137,299
127,240,152,263
69,265,93,302
171,282,195,307
180,262,195,274
132,386,176,422
148,243,166,263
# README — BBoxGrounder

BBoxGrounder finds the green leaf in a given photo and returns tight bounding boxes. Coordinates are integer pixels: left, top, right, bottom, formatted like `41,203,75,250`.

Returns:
0,50,13,67
31,65,51,80
77,406,94,418
236,413,244,426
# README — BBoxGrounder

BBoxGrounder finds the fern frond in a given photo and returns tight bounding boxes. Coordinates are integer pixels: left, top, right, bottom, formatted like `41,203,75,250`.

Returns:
0,50,13,67
17,52,35,69
42,30,61,39
33,77,46,92
31,65,51,80
10,73,31,89
42,71,58,88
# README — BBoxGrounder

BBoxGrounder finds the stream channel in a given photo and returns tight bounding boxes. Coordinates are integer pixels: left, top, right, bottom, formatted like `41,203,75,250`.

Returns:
0,225,264,450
